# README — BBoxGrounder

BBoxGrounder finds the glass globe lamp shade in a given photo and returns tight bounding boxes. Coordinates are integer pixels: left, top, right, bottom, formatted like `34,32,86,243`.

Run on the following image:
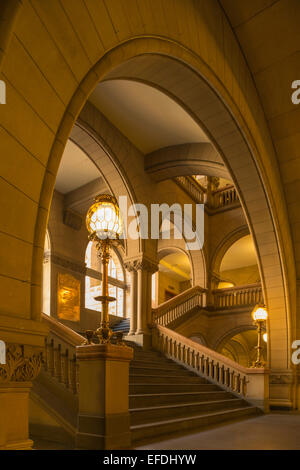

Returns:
263,333,268,343
252,304,268,322
86,194,123,240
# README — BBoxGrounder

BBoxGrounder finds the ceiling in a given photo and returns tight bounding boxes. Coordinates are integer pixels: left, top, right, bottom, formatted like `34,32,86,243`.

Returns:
55,140,99,194
159,252,191,282
89,79,208,154
220,235,257,271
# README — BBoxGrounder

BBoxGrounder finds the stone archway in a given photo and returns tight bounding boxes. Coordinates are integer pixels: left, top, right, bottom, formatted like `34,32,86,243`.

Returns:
0,2,295,409
211,225,251,281
33,42,291,375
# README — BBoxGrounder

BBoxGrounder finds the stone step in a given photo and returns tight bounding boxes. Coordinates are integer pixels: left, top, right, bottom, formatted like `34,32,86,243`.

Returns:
129,390,232,408
130,365,194,377
130,398,247,425
130,383,219,394
131,406,259,443
130,360,186,370
129,374,207,384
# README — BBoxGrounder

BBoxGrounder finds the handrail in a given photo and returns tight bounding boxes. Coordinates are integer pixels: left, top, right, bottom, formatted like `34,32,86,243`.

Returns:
153,325,250,397
152,286,206,326
42,313,84,346
213,283,263,309
41,313,85,394
174,176,206,204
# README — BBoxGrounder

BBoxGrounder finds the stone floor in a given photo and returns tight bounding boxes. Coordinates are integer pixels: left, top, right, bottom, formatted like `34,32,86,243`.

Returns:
135,413,300,450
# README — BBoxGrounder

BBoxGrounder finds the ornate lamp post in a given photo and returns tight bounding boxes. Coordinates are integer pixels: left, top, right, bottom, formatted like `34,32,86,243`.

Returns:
86,194,123,344
251,304,268,368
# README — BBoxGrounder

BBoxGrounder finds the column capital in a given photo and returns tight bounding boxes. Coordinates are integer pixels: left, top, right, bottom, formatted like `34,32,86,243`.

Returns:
124,256,158,274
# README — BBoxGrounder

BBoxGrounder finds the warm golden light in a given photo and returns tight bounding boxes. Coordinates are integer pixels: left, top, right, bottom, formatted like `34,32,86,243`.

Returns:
86,194,123,240
252,304,268,322
263,333,268,343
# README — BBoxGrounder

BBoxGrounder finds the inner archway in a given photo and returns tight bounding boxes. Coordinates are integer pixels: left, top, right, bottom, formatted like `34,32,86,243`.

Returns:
35,37,292,386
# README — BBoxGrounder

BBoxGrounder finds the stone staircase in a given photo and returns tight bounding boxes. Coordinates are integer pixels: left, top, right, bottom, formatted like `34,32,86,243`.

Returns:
31,314,261,448
128,342,260,444
112,318,130,334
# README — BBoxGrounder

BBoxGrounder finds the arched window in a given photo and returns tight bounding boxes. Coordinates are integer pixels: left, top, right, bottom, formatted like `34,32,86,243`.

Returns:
85,241,126,316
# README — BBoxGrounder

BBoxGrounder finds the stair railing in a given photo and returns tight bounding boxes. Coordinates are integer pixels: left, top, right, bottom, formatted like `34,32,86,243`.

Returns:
174,176,206,203
152,325,268,408
42,313,84,394
152,286,207,327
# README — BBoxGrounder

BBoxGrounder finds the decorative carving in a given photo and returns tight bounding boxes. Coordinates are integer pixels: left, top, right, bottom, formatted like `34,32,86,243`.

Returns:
0,344,43,383
125,258,158,274
50,253,86,274
269,374,294,385
57,273,81,322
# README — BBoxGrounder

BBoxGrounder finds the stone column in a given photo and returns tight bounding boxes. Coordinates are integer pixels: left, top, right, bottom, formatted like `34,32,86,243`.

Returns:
76,343,133,450
0,343,43,449
128,258,158,349
124,261,138,336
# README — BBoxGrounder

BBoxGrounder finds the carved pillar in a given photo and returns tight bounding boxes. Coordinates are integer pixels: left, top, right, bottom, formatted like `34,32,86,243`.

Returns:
125,258,157,349
0,344,43,449
124,261,138,336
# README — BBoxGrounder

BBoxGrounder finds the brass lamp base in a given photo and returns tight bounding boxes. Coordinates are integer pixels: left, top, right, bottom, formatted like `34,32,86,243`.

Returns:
251,360,266,368
96,326,113,344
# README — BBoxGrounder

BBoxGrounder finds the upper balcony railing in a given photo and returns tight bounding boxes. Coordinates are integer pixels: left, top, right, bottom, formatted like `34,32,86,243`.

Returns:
212,283,263,309
174,177,240,211
152,284,262,328
211,185,239,209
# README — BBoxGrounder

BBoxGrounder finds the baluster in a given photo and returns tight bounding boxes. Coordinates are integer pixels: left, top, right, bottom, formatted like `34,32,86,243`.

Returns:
69,355,77,394
61,349,69,388
191,350,195,369
173,341,177,359
195,353,200,371
236,374,241,393
54,344,62,382
226,368,230,387
204,357,209,376
220,365,225,384
229,371,234,390
48,339,55,376
44,338,48,371
176,343,180,362
216,363,220,382
209,360,214,379
242,376,247,396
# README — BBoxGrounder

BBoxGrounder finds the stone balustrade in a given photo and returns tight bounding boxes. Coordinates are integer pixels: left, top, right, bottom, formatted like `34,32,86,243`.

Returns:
211,184,239,208
213,283,263,309
153,324,269,410
42,313,84,395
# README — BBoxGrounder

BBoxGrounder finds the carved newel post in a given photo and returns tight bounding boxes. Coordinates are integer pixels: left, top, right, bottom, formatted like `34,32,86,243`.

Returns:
76,342,133,449
0,344,43,449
